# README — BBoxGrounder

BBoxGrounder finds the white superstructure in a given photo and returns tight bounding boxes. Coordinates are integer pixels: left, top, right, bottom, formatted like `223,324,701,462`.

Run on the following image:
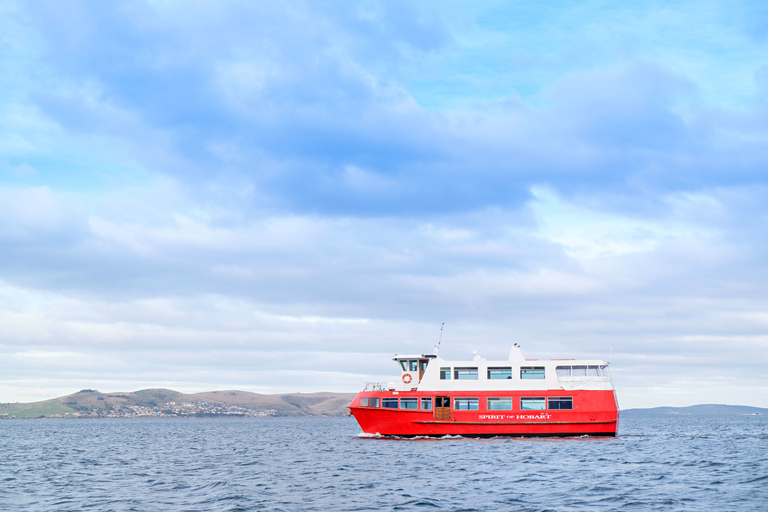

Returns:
391,345,613,393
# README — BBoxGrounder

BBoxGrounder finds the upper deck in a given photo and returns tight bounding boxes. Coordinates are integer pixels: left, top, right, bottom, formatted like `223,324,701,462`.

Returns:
388,345,613,392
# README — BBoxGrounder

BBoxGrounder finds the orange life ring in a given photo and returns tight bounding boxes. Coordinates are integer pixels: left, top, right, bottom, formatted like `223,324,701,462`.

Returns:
402,373,412,384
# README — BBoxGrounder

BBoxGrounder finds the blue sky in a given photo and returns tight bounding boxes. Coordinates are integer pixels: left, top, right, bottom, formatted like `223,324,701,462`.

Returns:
1,0,767,408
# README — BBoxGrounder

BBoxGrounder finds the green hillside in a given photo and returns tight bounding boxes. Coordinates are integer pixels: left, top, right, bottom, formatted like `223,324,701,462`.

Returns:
1,399,78,419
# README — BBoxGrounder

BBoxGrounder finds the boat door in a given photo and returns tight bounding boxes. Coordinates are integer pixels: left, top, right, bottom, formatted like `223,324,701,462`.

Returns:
434,396,451,420
418,359,428,381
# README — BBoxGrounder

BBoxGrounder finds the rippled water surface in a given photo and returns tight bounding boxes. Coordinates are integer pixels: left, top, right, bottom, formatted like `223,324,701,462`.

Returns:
1,415,766,511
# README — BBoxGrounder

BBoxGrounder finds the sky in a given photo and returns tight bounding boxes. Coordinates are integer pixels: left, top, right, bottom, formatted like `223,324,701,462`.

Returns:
1,0,767,409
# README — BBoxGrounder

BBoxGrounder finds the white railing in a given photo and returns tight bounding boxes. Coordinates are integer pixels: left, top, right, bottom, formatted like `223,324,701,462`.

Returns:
363,382,384,391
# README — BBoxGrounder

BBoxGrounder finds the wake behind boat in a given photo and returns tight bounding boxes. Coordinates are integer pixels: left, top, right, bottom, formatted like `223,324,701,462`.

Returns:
348,344,619,437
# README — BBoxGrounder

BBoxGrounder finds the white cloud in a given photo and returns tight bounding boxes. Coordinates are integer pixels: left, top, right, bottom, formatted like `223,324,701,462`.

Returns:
0,186,73,233
0,133,36,154
409,269,604,302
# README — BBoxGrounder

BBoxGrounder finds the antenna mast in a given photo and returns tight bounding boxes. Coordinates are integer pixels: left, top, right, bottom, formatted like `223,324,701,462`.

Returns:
434,323,444,355
608,342,614,366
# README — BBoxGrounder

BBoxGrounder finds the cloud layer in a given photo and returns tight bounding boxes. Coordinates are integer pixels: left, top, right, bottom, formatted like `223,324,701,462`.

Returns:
1,1,767,407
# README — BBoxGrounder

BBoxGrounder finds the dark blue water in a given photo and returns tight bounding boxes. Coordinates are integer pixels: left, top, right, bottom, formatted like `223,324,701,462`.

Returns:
1,415,766,511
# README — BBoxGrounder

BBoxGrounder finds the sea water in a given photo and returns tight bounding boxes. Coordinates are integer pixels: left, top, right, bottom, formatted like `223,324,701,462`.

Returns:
1,415,766,511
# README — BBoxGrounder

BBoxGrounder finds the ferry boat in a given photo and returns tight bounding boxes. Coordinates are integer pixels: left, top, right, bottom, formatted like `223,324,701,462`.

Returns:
348,344,619,437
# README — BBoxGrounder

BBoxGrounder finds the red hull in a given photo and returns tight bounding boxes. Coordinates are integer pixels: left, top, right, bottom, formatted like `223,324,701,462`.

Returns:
349,389,619,437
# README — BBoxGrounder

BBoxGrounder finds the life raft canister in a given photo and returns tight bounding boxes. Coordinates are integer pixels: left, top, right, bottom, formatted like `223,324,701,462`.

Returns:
402,373,413,384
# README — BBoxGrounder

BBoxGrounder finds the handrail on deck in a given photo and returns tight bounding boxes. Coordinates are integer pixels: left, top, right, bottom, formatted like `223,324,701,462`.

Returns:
363,382,384,392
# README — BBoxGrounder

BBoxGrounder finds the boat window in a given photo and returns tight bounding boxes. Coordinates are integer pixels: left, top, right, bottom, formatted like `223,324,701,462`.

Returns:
382,398,398,409
440,367,451,380
435,396,450,408
520,366,545,379
487,367,512,379
409,360,418,371
400,360,408,371
487,397,513,410
421,397,432,410
454,367,478,380
548,397,573,410
454,398,479,410
368,397,379,408
360,397,369,407
572,365,587,377
520,397,546,410
556,365,610,381
400,398,418,409
420,360,428,372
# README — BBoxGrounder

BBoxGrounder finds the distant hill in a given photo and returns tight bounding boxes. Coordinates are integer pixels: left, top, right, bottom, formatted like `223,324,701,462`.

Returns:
621,404,767,417
5,392,765,420
0,389,357,419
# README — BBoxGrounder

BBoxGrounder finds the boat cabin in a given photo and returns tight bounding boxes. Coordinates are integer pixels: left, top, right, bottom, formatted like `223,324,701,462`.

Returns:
388,345,610,392
393,354,436,387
